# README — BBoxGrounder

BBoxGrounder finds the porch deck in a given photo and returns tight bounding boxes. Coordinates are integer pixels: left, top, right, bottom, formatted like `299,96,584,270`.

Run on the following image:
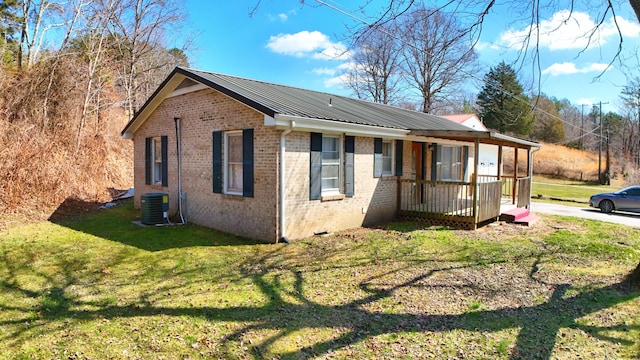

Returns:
397,177,532,229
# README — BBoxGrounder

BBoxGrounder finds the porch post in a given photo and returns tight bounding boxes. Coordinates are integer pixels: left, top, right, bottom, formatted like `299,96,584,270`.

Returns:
473,138,480,227
526,148,531,176
512,147,518,205
497,145,503,180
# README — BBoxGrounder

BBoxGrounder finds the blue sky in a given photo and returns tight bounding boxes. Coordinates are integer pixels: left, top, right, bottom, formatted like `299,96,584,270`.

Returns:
181,1,640,114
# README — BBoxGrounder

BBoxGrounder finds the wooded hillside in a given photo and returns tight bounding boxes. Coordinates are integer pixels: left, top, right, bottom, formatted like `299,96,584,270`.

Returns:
0,0,188,224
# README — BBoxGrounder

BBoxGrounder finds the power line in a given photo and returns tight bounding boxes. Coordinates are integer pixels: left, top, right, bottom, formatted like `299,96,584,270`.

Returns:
313,0,609,144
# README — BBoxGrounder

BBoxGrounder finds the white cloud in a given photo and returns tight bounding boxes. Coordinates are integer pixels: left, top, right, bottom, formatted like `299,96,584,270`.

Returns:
312,68,337,76
268,9,296,22
542,62,610,76
312,63,354,88
266,30,349,60
498,10,640,51
576,97,597,106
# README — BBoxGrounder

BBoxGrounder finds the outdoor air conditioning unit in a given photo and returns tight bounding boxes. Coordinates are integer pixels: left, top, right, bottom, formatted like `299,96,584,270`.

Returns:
140,193,168,225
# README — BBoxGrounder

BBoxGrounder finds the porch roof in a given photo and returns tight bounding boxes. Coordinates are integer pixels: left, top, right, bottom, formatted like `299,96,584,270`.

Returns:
409,129,541,149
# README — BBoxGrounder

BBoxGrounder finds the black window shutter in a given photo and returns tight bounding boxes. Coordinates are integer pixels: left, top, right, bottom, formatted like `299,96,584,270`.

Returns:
310,132,322,200
344,136,355,197
242,128,254,197
395,140,403,176
161,136,168,187
145,137,152,185
373,137,383,178
431,144,439,181
212,131,222,193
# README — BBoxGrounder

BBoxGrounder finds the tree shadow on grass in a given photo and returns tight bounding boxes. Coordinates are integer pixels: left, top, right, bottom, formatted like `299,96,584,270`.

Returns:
1,231,638,358
48,196,267,251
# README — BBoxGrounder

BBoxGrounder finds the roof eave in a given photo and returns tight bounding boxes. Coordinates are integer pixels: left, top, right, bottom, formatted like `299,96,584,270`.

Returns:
121,67,279,139
121,68,187,138
272,114,410,138
409,129,541,148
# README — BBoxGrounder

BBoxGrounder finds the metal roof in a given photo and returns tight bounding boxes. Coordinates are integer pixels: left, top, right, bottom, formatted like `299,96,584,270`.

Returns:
122,67,540,149
183,67,470,132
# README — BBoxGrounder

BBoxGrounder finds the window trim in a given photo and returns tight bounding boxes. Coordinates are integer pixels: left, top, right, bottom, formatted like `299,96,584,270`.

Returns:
151,137,163,184
145,136,167,187
381,139,394,177
436,145,464,182
321,134,343,196
224,130,244,195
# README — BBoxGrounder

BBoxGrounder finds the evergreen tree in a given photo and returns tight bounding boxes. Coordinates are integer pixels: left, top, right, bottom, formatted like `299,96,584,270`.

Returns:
476,62,533,136
0,0,19,66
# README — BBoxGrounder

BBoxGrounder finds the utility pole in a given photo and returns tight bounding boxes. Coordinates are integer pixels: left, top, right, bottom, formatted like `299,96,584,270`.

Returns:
594,101,609,184
580,104,586,150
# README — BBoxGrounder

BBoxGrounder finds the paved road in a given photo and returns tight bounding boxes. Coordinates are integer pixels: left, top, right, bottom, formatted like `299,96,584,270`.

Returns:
530,201,640,228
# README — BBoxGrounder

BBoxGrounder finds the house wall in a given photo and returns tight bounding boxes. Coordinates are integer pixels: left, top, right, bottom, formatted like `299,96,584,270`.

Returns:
477,144,500,176
133,88,279,242
283,132,404,239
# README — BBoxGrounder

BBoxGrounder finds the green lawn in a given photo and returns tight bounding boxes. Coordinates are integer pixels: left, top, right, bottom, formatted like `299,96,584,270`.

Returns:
531,175,621,204
1,200,639,359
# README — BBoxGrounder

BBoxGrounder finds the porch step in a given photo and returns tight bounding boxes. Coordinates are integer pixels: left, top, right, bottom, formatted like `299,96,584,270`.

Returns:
500,207,539,226
513,214,540,226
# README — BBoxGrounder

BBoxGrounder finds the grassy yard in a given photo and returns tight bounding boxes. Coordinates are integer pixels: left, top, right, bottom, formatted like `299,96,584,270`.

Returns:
1,200,639,359
531,175,622,204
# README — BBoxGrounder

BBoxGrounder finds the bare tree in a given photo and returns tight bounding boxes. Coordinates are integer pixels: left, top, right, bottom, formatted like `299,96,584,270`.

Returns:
620,77,640,165
345,23,403,104
400,5,479,113
108,0,187,115
16,0,70,68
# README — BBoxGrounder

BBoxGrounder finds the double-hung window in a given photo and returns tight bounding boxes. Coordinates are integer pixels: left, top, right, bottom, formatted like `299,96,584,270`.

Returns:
381,140,393,176
152,138,163,184
321,135,341,194
212,129,254,197
374,138,394,177
310,133,352,200
225,131,243,194
145,136,168,187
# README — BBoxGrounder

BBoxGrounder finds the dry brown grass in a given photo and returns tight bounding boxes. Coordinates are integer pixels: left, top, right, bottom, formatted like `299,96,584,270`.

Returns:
504,142,620,182
0,60,132,227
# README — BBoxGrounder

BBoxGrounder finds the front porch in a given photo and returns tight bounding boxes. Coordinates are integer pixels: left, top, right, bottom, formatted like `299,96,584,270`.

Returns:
397,129,540,230
397,176,532,229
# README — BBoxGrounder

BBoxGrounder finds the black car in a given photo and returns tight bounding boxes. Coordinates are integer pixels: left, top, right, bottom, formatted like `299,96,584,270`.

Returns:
589,186,640,213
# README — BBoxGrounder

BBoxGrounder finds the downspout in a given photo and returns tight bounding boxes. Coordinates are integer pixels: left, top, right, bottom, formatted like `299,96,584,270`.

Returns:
174,117,186,224
279,122,295,244
528,146,541,209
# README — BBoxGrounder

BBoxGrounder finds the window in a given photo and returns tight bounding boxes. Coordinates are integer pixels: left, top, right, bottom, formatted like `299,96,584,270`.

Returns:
374,138,394,177
310,133,351,200
321,135,341,194
225,132,243,194
152,138,163,184
145,136,167,187
381,140,393,176
212,129,254,197
436,145,464,181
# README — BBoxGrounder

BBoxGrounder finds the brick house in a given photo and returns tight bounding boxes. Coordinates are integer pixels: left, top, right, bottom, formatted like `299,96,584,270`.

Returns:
122,67,539,243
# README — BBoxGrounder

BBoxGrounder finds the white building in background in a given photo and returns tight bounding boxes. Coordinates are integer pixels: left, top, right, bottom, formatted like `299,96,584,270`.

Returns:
441,114,500,177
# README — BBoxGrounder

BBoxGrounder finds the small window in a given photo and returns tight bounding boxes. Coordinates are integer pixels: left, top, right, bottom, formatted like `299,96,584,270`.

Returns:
225,132,243,194
381,140,393,176
321,135,341,194
152,137,163,184
145,136,167,187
